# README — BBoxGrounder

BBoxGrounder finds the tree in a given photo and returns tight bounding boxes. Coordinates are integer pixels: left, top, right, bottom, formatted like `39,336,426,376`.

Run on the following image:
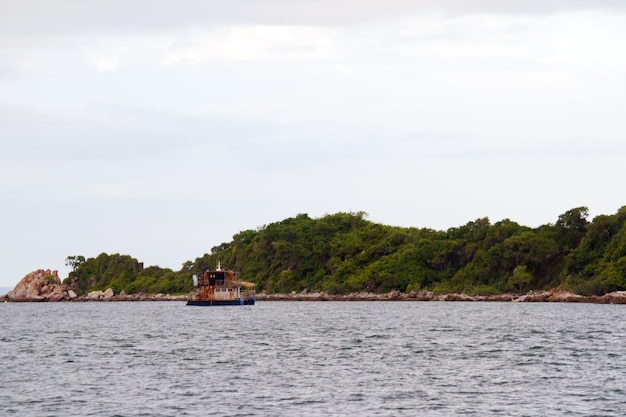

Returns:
54,207,626,296
510,265,532,293
556,207,589,250
65,255,85,272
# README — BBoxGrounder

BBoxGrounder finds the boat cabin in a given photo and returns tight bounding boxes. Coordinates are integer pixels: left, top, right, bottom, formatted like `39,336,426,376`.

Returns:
188,261,256,306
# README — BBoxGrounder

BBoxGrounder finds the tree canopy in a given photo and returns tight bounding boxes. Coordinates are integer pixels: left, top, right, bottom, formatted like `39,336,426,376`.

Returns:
63,206,626,296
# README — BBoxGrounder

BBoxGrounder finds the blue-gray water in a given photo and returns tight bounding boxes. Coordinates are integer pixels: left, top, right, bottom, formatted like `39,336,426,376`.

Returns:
1,301,625,416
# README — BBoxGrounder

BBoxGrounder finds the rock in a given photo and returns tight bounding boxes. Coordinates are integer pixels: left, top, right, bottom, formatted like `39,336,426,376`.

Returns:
514,291,551,302
416,291,435,301
103,288,114,298
490,294,515,302
46,292,66,302
547,291,584,303
388,290,402,300
68,290,78,299
87,290,105,300
44,285,66,302
600,291,626,304
443,293,475,301
5,269,61,302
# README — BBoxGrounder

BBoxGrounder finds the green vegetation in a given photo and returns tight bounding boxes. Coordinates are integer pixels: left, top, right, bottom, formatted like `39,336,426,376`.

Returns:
44,274,58,285
62,206,626,296
64,253,190,295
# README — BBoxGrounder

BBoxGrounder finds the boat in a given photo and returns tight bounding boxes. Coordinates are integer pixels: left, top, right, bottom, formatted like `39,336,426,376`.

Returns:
187,262,256,306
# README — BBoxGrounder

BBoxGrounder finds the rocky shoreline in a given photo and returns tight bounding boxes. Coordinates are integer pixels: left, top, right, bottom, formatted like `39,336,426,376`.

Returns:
0,269,187,302
2,269,626,304
256,289,626,304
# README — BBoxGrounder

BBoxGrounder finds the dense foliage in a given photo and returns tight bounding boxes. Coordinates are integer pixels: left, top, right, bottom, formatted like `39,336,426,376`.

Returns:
63,206,626,296
64,253,190,295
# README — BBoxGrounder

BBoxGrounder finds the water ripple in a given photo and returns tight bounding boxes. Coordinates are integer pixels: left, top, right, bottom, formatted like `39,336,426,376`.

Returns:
1,301,625,416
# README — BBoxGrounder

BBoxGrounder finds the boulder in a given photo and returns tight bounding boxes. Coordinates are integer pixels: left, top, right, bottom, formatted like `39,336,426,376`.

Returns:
5,269,61,302
103,288,115,298
388,290,402,300
490,294,515,302
46,292,66,302
443,293,475,302
600,291,626,304
87,290,105,300
514,291,551,302
547,291,585,303
415,291,435,301
68,290,78,299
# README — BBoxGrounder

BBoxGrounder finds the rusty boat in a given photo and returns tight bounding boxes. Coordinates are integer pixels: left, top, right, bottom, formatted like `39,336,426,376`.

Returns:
187,262,256,306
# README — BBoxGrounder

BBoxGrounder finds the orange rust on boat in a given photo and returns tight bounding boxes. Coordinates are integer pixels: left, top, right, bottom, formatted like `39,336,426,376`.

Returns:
188,262,256,305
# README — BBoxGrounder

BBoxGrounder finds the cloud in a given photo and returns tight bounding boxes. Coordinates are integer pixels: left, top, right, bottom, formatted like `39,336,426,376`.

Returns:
163,25,334,65
0,103,280,163
0,47,36,82
90,56,119,72
1,0,624,39
1,0,625,289
0,62,19,82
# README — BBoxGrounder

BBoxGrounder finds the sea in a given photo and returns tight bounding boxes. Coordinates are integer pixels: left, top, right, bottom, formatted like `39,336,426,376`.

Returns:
1,301,624,416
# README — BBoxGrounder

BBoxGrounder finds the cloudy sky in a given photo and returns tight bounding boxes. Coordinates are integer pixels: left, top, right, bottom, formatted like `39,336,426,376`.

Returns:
1,1,625,287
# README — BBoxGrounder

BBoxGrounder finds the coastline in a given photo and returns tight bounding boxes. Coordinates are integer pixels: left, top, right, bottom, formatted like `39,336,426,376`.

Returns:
0,291,188,302
3,289,626,304
255,289,626,304
3,269,626,304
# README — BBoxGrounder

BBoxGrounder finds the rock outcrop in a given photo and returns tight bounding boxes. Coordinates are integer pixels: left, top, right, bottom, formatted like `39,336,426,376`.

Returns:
0,270,188,302
3,269,69,302
592,291,626,304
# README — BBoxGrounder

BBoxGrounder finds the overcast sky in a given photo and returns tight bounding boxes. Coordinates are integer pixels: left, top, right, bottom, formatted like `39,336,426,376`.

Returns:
1,1,625,287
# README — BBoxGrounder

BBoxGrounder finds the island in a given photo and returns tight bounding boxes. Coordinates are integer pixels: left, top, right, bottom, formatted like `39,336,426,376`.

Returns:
3,206,626,303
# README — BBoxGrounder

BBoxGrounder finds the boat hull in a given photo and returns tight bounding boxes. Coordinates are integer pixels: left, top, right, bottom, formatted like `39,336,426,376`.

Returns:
186,297,256,306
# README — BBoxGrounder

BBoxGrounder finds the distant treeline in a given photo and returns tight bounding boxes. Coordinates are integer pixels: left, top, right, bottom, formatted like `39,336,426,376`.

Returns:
64,206,626,296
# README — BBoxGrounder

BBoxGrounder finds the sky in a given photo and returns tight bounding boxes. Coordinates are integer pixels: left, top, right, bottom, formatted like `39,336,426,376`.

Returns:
1,0,625,288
